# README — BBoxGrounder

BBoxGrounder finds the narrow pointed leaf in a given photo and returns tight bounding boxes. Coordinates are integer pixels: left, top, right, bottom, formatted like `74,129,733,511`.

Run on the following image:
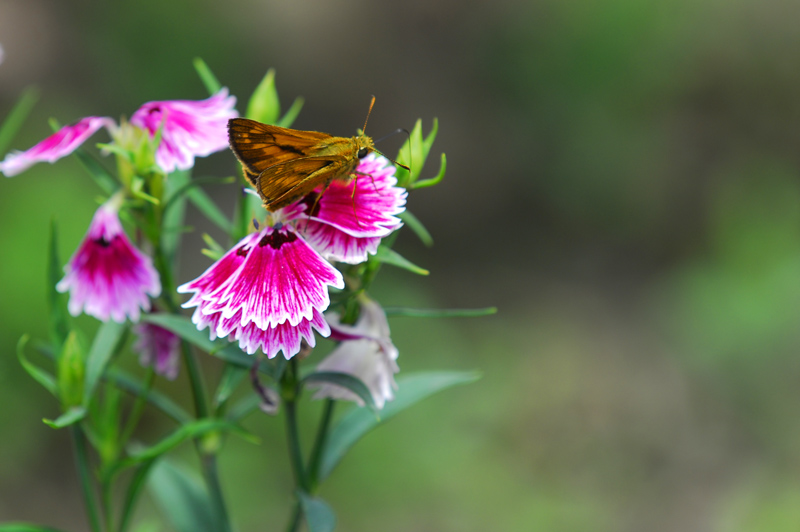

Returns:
411,152,446,190
398,210,433,247
298,491,337,532
0,86,40,157
384,306,498,318
43,406,87,429
72,148,118,194
319,370,481,481
277,97,305,128
193,57,222,95
83,320,127,406
374,246,429,275
47,220,70,347
162,169,190,264
17,335,57,396
106,368,191,423
187,187,233,233
118,460,157,532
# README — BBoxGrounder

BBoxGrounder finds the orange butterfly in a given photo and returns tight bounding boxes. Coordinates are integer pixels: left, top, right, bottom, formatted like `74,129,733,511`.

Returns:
228,97,405,212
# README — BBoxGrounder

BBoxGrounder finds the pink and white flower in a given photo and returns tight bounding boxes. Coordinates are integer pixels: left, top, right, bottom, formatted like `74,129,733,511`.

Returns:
311,298,399,409
0,117,115,177
179,155,406,359
56,199,161,323
133,319,181,380
0,89,236,177
130,89,237,173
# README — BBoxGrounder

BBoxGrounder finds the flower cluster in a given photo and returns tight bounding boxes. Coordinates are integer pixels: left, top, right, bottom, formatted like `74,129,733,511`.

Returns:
179,153,407,360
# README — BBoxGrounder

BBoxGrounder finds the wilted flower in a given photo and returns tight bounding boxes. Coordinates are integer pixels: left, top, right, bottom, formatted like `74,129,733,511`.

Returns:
130,89,237,173
179,155,406,359
56,197,160,323
0,90,236,177
133,319,181,380
311,298,399,409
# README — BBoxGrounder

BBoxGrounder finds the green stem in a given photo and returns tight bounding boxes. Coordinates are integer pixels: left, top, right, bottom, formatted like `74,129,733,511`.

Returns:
307,399,336,491
285,503,302,532
283,361,308,491
118,368,155,448
71,426,102,532
202,453,233,532
181,340,209,418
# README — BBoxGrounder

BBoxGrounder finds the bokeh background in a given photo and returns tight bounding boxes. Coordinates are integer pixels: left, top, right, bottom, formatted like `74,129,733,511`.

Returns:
3,0,800,530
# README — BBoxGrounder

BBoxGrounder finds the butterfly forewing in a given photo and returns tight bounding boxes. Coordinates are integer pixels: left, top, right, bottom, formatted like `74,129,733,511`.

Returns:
228,118,332,175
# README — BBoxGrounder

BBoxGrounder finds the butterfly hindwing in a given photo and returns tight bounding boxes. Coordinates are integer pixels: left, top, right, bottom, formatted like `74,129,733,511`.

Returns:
256,155,356,210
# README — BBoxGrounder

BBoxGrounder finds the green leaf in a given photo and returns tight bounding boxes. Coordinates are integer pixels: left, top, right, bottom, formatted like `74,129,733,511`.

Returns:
374,246,429,275
72,147,118,195
106,368,191,423
411,152,446,190
149,459,220,532
17,335,57,396
0,524,71,532
47,220,70,348
246,68,280,124
43,406,87,429
298,491,337,532
83,320,127,406
0,85,40,158
383,306,498,318
215,364,248,406
302,372,377,413
395,118,438,186
226,394,261,422
277,97,305,128
187,187,233,233
398,210,433,247
58,331,86,409
318,370,481,481
193,57,222,95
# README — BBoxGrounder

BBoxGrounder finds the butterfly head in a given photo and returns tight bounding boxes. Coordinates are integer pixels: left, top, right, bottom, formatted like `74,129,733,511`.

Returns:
355,134,375,159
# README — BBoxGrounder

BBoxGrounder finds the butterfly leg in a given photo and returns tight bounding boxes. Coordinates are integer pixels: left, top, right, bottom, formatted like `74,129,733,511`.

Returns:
354,170,382,195
349,173,365,228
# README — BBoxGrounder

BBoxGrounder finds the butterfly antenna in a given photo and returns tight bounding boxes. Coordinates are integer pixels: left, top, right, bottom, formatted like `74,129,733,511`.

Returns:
362,95,376,134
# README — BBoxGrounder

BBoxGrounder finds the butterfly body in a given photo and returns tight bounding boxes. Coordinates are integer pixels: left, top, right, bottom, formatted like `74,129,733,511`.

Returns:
228,118,375,211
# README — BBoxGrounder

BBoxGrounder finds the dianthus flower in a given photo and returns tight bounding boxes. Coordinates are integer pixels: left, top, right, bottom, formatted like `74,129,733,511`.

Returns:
0,90,236,177
178,154,407,359
56,198,160,323
133,317,181,380
311,298,399,409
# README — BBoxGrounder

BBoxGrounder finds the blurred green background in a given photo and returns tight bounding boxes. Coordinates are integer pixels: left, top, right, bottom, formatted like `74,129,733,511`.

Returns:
3,0,800,530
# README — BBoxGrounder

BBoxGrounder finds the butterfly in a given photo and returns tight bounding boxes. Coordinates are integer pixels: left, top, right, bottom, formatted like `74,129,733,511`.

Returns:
228,96,406,212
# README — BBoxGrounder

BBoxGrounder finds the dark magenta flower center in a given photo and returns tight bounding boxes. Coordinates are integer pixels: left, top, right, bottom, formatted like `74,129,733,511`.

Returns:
260,229,297,250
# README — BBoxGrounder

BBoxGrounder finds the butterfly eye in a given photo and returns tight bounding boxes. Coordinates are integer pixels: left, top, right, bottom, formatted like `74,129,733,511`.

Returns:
357,147,370,159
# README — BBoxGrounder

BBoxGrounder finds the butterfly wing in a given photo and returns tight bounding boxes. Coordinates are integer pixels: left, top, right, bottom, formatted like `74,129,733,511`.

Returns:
228,118,332,175
256,155,357,211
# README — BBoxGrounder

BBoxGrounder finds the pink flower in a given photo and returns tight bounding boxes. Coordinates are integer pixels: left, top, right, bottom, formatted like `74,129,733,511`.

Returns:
130,89,237,173
133,319,181,380
0,117,115,177
178,155,406,359
0,90,236,177
56,200,161,323
178,226,339,359
293,153,407,264
311,298,399,409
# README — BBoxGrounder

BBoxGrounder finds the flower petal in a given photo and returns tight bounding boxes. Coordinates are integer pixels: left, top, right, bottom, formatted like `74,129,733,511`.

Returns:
130,89,237,173
292,153,407,239
203,225,344,329
56,202,161,323
0,117,114,177
133,319,181,380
